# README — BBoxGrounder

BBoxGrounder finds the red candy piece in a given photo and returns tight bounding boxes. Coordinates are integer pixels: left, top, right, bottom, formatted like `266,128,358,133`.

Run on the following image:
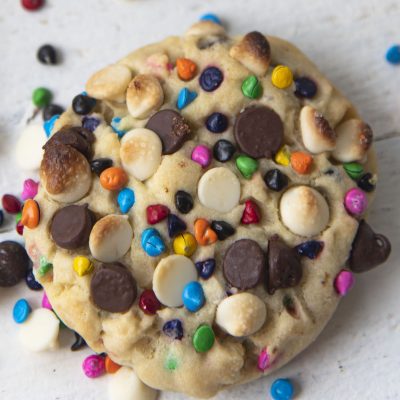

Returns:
21,0,44,11
16,221,24,235
139,289,162,315
146,204,170,225
241,200,261,224
2,194,22,214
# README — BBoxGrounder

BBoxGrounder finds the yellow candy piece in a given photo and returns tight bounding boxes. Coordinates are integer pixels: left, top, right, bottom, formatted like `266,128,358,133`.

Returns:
275,146,291,166
271,65,293,89
173,233,197,257
73,256,94,277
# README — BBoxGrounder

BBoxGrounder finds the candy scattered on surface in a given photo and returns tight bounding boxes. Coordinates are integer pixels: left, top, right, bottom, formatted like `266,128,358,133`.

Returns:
90,158,113,176
73,256,94,277
71,331,87,351
200,13,222,25
264,169,289,192
386,45,400,65
344,188,368,215
42,103,64,121
19,308,60,352
343,162,364,180
37,44,57,65
334,269,354,296
175,190,194,214
236,155,258,179
194,218,217,246
21,179,39,201
105,355,121,374
271,65,293,89
13,299,32,324
0,241,30,287
290,151,313,174
141,228,165,257
193,324,215,353
195,258,215,280
258,348,271,372
241,199,261,224
211,220,235,240
100,167,128,191
118,188,135,214
21,0,44,11
199,66,223,92
173,232,197,257
139,289,162,315
176,58,197,81
191,144,212,168
177,87,198,110
37,256,53,276
82,354,106,378
206,112,228,133
25,268,42,291
357,173,376,192
295,240,324,259
2,194,21,214
294,77,317,98
167,214,187,238
41,292,52,310
274,146,291,166
182,281,205,312
213,139,236,162
241,75,262,99
21,199,40,229
32,87,52,108
72,94,96,115
163,319,184,340
147,204,170,224
270,378,294,400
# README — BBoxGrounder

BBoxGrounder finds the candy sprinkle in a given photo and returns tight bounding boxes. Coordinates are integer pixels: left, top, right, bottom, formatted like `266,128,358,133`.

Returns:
13,299,31,324
32,87,52,108
200,13,222,25
241,75,262,99
193,324,215,353
257,348,271,372
182,281,205,312
270,378,294,400
82,354,106,378
386,45,400,65
177,88,198,110
271,65,293,89
334,270,354,296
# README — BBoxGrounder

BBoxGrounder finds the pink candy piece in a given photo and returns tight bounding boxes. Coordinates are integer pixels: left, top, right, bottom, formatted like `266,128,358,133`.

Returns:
344,188,367,215
191,145,212,168
257,348,271,372
334,270,354,296
82,355,106,378
21,179,39,201
41,292,52,310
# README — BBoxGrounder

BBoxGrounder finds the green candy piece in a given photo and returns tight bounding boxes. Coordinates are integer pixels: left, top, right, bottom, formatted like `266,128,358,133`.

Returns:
241,75,263,99
15,212,22,224
32,87,52,108
38,256,53,276
236,155,258,179
193,324,215,353
165,355,178,371
343,162,364,180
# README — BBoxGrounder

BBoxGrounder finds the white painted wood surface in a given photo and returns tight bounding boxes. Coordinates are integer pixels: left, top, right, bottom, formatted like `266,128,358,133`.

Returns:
0,0,399,399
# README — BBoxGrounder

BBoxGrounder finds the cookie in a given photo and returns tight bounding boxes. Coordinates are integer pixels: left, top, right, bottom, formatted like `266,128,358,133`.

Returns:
23,18,391,398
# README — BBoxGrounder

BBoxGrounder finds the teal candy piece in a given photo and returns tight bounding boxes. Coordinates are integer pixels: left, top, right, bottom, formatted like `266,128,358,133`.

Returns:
118,188,135,214
141,228,165,257
111,117,126,138
200,13,222,25
270,378,294,400
43,114,60,138
177,88,197,110
13,298,31,324
182,281,205,312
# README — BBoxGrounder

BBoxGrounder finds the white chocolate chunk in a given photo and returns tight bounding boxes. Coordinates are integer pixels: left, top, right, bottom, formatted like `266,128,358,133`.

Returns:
126,74,164,119
19,308,60,352
89,215,133,262
108,367,158,400
332,119,373,162
280,186,330,237
198,167,241,213
216,293,267,337
120,128,162,181
300,106,336,154
86,64,132,101
153,255,197,307
15,125,47,171
186,21,225,36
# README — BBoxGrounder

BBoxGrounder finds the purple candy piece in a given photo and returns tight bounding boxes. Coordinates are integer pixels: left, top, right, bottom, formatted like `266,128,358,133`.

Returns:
334,270,354,296
82,116,101,132
41,292,52,310
82,354,106,378
191,145,212,168
258,348,271,372
344,188,368,215
21,179,39,201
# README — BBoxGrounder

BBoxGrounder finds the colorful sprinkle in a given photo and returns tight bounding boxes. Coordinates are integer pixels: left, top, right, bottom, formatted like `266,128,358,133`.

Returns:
241,75,262,99
73,256,94,277
2,194,22,214
167,214,187,238
117,188,135,214
290,151,313,174
105,355,121,374
193,324,215,353
343,162,364,180
43,114,59,137
141,228,165,257
241,199,261,224
274,146,291,166
147,204,170,224
344,188,368,215
271,65,293,89
194,218,218,246
236,155,258,179
13,299,31,324
139,289,162,315
173,232,197,257
38,256,53,276
200,13,222,25
257,348,271,372
270,378,294,400
20,199,40,229
99,167,128,191
22,0,44,11
182,281,205,312
41,292,52,310
334,270,354,296
111,117,126,138
191,144,212,168
177,87,198,110
82,354,106,378
176,58,197,81
21,179,39,201
32,87,52,108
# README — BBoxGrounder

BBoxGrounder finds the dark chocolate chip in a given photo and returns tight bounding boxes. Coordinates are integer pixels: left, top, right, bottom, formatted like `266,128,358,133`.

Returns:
263,169,289,192
175,190,194,214
71,331,87,351
266,235,302,295
211,220,235,240
50,204,95,250
90,263,137,313
167,214,187,238
348,220,391,273
0,241,30,287
90,158,113,176
213,139,236,162
223,239,265,290
357,173,375,193
234,106,284,159
145,109,191,154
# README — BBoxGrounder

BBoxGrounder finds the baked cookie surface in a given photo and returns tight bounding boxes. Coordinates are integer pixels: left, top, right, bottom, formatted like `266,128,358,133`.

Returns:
23,19,391,398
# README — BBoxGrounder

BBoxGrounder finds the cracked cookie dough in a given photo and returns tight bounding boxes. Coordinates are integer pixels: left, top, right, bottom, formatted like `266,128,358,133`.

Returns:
23,19,391,398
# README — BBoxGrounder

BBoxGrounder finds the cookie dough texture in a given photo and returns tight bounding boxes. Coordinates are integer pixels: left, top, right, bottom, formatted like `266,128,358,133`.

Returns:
25,21,378,398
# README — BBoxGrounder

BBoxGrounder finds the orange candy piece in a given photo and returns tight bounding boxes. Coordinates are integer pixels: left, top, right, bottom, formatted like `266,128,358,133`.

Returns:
194,218,218,246
21,199,40,229
290,151,313,174
176,58,197,81
100,167,128,191
105,355,121,374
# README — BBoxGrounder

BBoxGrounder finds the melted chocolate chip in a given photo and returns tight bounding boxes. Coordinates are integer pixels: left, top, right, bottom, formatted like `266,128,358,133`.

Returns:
0,241,30,287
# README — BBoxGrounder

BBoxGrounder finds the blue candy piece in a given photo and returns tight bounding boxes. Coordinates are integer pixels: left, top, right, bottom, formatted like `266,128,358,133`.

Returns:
43,114,60,138
205,112,228,133
25,269,43,291
270,378,294,400
82,116,101,132
295,240,324,259
141,228,165,257
294,77,317,99
167,214,187,238
118,188,135,214
386,45,400,65
163,319,184,340
13,299,31,324
111,117,127,138
195,259,216,280
81,91,88,96
0,209,3,227
176,88,197,110
199,67,224,92
182,281,205,313
200,13,222,25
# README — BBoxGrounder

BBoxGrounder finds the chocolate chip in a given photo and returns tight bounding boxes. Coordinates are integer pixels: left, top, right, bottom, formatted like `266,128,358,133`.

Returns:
44,126,95,160
266,235,302,294
145,109,191,154
90,263,137,313
349,220,391,273
50,204,95,250
211,220,235,240
234,106,284,159
223,239,265,290
0,241,31,287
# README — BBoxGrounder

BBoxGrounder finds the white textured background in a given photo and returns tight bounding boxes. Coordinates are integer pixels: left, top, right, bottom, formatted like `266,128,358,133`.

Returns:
0,0,399,399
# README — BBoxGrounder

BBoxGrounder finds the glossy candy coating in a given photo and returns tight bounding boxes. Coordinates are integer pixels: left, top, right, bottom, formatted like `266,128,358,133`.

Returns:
163,319,184,340
294,77,317,98
118,188,135,214
193,324,215,353
91,158,113,176
13,299,31,323
176,58,197,81
191,145,212,168
32,87,52,108
195,259,215,279
37,44,57,65
2,194,21,214
270,378,294,400
241,75,262,99
199,67,223,92
213,139,235,162
141,228,165,257
42,103,64,120
72,94,96,115
25,269,42,291
82,354,106,378
176,88,197,110
175,191,193,214
344,188,368,215
206,112,228,133
21,0,44,11
236,155,258,179
139,290,162,315
182,281,205,312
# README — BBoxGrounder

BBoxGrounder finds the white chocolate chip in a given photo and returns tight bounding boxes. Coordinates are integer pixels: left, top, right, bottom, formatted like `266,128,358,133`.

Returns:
332,119,373,162
120,128,162,181
153,255,197,307
198,167,241,213
185,20,226,36
299,106,336,154
280,186,329,237
126,74,164,119
19,308,60,352
86,64,132,101
108,367,158,400
15,125,47,171
89,215,133,262
216,293,267,337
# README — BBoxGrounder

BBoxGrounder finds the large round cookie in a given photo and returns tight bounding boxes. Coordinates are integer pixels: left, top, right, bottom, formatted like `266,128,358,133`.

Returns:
23,19,391,398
